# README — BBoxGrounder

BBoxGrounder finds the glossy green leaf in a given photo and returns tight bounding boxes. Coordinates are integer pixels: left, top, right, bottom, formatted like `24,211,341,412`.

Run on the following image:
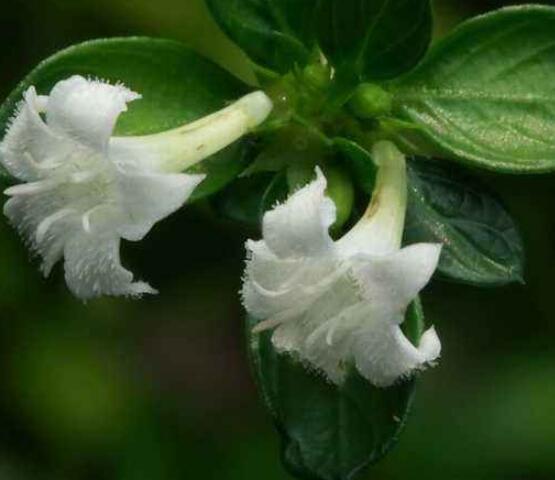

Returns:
390,6,555,173
316,0,432,80
205,0,318,75
405,158,525,286
0,37,250,200
247,301,425,480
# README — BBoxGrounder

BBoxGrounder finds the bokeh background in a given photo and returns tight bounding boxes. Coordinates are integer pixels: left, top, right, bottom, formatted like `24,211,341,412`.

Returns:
0,1,554,479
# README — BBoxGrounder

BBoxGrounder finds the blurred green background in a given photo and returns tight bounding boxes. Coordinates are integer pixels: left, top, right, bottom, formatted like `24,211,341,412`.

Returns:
0,1,554,479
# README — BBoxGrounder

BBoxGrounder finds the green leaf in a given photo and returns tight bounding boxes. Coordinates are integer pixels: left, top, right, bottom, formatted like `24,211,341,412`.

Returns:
405,158,525,286
214,172,288,227
390,6,555,173
188,142,251,202
205,0,318,75
0,37,250,199
316,0,432,80
334,138,377,194
247,301,425,480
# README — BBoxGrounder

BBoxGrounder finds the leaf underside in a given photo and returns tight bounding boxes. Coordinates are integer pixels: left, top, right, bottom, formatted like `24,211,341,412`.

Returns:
405,158,525,286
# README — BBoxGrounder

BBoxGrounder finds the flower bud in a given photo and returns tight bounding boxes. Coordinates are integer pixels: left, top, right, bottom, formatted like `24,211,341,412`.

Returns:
348,83,393,119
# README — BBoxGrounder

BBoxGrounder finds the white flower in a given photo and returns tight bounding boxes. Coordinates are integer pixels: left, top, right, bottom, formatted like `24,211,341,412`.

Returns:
242,142,442,387
1,75,272,299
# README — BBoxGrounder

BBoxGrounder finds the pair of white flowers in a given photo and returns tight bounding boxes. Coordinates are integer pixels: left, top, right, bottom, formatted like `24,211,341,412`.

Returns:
1,76,441,388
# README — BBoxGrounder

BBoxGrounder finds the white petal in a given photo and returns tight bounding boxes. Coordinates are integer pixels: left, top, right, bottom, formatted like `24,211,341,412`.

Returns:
1,87,68,181
116,171,205,241
299,302,363,384
242,237,342,322
4,178,62,196
262,167,335,258
351,243,442,315
36,208,75,244
63,232,156,299
352,319,441,388
79,204,120,236
4,194,76,276
271,320,307,353
267,288,440,388
418,326,442,361
46,75,140,150
249,268,362,384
